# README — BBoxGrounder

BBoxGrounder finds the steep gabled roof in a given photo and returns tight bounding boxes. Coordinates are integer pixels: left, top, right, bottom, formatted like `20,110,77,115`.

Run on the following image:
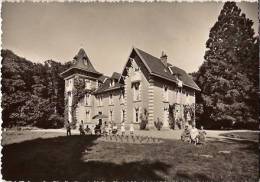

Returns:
71,48,101,74
168,64,200,91
60,48,101,77
95,72,124,94
133,47,200,91
94,78,124,94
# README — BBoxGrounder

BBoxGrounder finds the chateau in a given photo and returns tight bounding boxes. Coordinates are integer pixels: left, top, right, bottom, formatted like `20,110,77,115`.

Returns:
60,47,200,130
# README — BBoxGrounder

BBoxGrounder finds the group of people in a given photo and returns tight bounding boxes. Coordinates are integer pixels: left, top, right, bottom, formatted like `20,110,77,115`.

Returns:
67,120,135,136
181,124,207,145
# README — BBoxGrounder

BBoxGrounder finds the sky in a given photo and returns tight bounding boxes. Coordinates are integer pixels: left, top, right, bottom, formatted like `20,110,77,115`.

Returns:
2,2,258,76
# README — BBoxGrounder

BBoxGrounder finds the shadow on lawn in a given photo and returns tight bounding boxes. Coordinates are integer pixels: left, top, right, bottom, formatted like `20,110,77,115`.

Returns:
2,135,171,181
207,136,258,154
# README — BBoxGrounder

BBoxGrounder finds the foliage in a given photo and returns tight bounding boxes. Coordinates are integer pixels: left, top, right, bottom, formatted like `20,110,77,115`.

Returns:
70,77,92,128
47,113,64,129
193,2,259,129
183,104,195,125
175,118,183,129
139,108,148,130
1,49,70,128
154,118,163,130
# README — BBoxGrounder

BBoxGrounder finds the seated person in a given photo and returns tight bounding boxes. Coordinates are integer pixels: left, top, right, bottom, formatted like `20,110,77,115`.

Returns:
112,124,118,134
190,124,199,145
198,126,207,144
94,124,101,135
85,125,91,134
108,123,112,135
79,120,85,135
181,124,191,142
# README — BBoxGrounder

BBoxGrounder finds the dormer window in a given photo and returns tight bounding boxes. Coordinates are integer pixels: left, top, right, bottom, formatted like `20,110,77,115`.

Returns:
134,67,140,72
110,79,115,87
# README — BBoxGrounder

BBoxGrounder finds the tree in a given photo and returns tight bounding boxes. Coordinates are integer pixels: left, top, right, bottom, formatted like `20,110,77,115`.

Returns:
1,49,70,128
194,2,259,129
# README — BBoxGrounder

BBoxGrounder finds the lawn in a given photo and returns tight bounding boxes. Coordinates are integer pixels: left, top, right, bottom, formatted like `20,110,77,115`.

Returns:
220,131,259,141
2,131,259,181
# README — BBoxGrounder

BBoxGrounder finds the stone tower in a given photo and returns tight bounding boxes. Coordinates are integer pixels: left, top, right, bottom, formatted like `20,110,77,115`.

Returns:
60,48,102,126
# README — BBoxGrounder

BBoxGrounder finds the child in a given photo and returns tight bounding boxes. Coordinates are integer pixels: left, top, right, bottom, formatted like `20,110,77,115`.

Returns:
121,122,126,135
130,124,134,135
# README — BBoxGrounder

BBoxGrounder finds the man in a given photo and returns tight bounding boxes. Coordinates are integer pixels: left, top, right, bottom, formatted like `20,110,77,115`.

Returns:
190,124,199,145
65,121,71,136
79,120,85,135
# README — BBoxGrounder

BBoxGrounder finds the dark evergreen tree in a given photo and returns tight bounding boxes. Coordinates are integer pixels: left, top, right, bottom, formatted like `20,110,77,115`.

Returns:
194,2,259,129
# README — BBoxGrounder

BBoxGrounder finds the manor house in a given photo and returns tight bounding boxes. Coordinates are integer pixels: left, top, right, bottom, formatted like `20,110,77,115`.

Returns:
60,47,200,130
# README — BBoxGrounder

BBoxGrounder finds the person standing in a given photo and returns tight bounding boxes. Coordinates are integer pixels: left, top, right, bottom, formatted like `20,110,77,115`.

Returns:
65,121,71,136
79,120,85,135
121,122,126,135
130,123,134,135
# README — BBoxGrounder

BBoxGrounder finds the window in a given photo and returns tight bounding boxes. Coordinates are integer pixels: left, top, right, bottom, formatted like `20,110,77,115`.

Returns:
121,109,125,122
133,82,140,101
85,94,91,106
65,80,69,87
85,79,91,89
163,85,169,102
133,107,140,123
109,93,113,105
67,91,72,106
134,67,140,72
164,107,169,125
86,110,91,122
120,90,125,103
97,95,103,106
110,79,115,87
109,110,113,121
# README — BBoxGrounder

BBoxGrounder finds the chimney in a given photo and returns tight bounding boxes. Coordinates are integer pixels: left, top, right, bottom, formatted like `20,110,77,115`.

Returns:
160,51,168,67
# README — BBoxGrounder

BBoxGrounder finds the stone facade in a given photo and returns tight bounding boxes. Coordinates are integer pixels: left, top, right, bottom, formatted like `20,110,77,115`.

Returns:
60,47,200,130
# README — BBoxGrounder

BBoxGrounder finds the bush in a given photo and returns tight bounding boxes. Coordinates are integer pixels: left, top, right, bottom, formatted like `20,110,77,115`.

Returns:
45,113,64,129
154,118,163,130
140,119,148,130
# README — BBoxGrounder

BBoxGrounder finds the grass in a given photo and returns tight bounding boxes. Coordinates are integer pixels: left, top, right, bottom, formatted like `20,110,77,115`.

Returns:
220,131,259,141
2,131,259,181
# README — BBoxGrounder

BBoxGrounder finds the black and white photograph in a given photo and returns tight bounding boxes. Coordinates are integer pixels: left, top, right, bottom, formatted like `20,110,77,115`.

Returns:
1,1,259,181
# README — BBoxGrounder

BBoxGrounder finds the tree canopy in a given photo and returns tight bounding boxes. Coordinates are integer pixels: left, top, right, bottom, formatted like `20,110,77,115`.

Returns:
1,49,70,128
193,2,259,129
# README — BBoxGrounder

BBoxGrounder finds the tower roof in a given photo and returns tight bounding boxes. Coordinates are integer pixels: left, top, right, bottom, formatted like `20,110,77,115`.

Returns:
60,48,101,78
71,48,100,74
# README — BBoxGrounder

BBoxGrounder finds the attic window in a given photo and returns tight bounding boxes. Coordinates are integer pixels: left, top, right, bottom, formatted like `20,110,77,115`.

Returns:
135,67,140,72
110,80,115,87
